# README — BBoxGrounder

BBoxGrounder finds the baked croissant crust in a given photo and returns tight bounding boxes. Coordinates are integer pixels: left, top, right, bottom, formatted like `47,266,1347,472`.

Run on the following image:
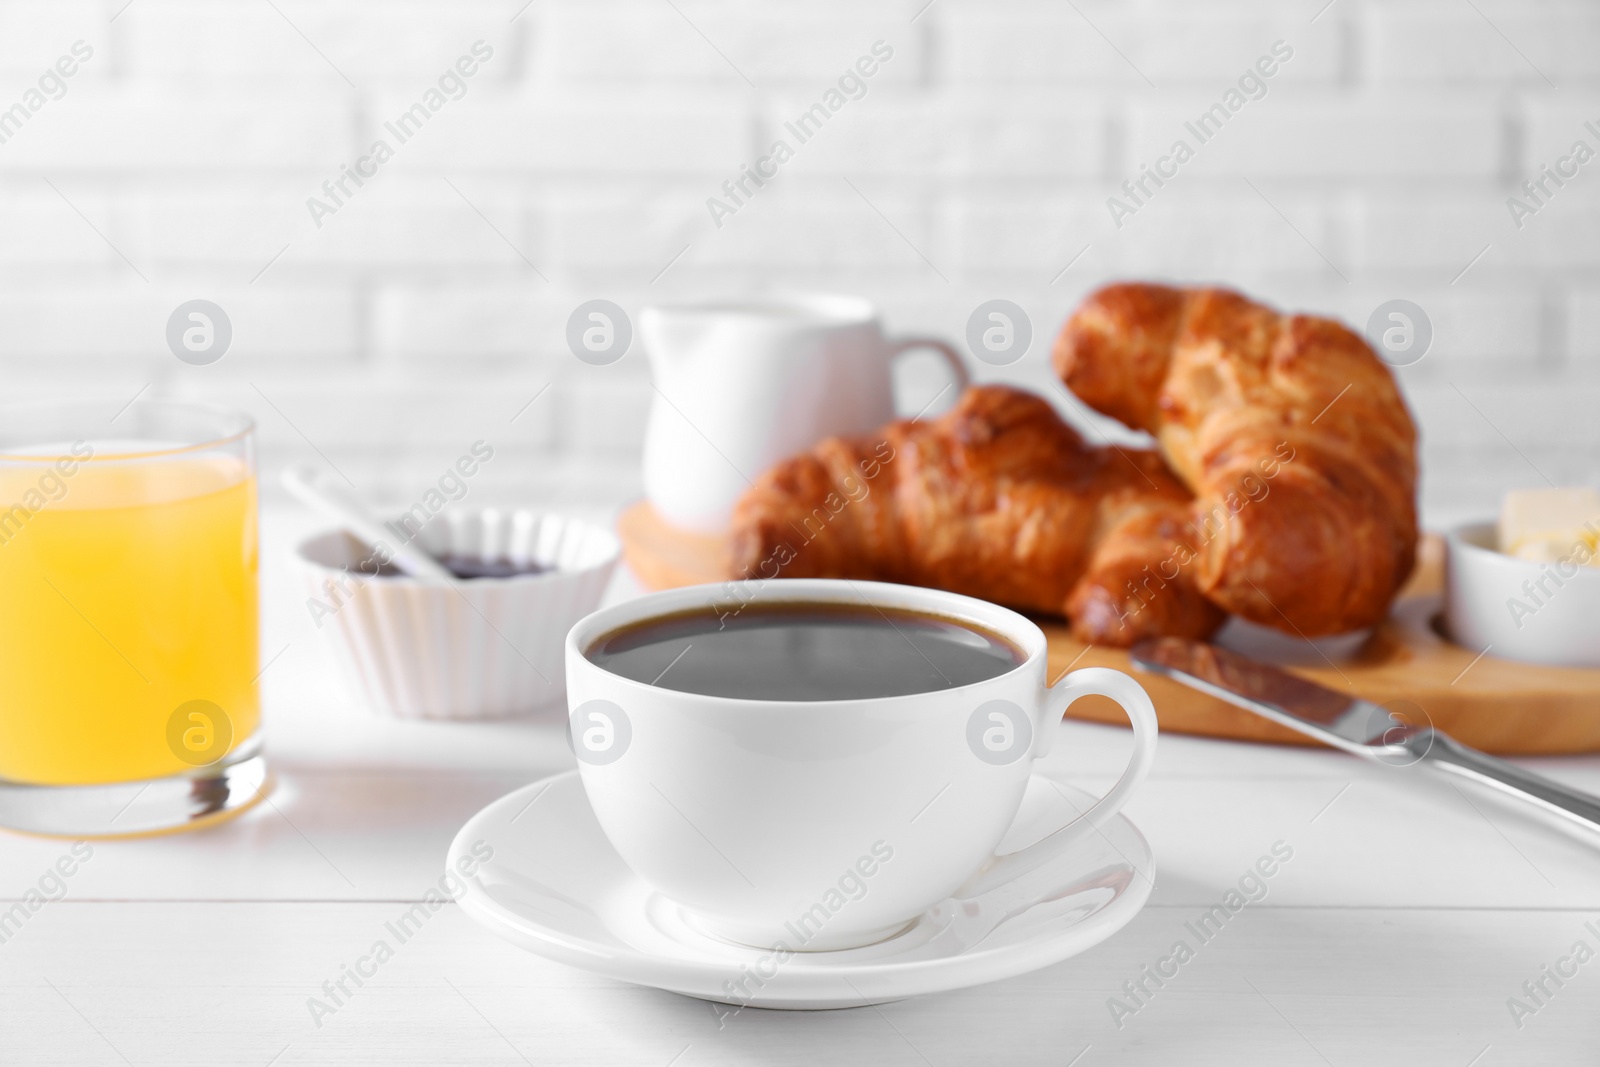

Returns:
727,384,1225,646
1053,283,1419,635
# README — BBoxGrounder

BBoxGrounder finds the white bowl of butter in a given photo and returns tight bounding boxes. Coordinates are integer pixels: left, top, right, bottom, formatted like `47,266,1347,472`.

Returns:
1444,487,1600,668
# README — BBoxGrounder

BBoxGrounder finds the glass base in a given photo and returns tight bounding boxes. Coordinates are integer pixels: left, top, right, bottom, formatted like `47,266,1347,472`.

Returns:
0,737,271,838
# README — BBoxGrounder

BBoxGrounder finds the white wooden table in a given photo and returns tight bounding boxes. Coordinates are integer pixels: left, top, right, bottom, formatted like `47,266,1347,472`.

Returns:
4,507,1598,1065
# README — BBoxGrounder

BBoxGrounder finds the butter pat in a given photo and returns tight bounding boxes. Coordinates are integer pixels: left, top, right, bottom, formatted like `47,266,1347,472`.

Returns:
1499,487,1600,565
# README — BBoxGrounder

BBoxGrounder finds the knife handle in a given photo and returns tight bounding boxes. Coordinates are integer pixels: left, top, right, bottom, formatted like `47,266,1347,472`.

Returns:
1418,731,1600,835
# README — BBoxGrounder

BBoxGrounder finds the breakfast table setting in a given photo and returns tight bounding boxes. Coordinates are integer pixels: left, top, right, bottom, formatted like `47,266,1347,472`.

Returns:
2,283,1598,1065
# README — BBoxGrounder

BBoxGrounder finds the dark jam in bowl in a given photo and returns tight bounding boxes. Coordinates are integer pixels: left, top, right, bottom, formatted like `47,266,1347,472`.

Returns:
365,555,552,580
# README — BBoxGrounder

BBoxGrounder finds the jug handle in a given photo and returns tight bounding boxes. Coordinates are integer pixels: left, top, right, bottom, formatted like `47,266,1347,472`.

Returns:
887,337,970,412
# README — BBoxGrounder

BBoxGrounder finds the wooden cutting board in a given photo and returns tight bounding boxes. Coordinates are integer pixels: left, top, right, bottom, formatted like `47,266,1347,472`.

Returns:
616,502,1600,755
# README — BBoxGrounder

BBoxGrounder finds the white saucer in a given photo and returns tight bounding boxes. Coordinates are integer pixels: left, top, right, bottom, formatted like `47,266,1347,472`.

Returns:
447,770,1154,1009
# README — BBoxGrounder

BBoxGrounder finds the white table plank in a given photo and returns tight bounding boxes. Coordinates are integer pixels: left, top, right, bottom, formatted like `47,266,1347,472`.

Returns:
4,739,1597,909
2,903,1596,1065
2,504,1598,1064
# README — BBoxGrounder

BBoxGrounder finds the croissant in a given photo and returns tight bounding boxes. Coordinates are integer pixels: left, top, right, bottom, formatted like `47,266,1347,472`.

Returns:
1053,283,1419,635
727,384,1225,646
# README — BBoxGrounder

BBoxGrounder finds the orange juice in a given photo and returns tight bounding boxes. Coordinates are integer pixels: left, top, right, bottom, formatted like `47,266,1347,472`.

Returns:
0,451,258,785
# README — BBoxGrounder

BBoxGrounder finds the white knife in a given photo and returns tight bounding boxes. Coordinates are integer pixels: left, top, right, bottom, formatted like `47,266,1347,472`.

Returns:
1130,637,1600,836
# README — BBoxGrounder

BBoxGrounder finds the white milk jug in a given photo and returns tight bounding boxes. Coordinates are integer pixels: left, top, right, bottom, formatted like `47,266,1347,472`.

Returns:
641,295,969,532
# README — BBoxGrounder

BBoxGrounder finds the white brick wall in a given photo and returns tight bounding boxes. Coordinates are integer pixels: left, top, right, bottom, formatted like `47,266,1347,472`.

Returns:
0,0,1594,525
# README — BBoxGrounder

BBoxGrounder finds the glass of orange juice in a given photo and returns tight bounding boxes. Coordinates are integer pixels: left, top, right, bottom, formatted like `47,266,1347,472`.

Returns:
0,399,266,836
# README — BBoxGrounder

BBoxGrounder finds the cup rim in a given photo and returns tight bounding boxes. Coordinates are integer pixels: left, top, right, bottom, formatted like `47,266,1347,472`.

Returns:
0,398,255,463
566,578,1047,709
641,293,878,328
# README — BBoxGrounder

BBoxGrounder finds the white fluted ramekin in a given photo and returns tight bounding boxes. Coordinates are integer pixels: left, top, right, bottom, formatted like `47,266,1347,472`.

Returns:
295,510,619,719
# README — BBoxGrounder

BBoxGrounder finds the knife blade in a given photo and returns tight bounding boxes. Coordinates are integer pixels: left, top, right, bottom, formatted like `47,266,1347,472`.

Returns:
1128,636,1600,838
1127,636,1417,757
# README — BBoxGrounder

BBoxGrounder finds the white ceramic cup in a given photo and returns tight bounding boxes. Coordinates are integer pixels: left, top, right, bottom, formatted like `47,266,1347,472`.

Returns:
640,296,970,533
564,579,1158,951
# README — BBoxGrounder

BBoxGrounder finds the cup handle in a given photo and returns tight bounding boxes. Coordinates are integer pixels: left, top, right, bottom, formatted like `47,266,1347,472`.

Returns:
887,337,971,412
955,667,1158,899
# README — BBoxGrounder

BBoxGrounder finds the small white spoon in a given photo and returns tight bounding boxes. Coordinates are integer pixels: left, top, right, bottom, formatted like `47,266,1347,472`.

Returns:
281,464,456,581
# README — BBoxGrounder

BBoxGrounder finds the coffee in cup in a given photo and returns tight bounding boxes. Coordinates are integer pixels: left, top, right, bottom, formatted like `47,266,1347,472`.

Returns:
585,601,1025,701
